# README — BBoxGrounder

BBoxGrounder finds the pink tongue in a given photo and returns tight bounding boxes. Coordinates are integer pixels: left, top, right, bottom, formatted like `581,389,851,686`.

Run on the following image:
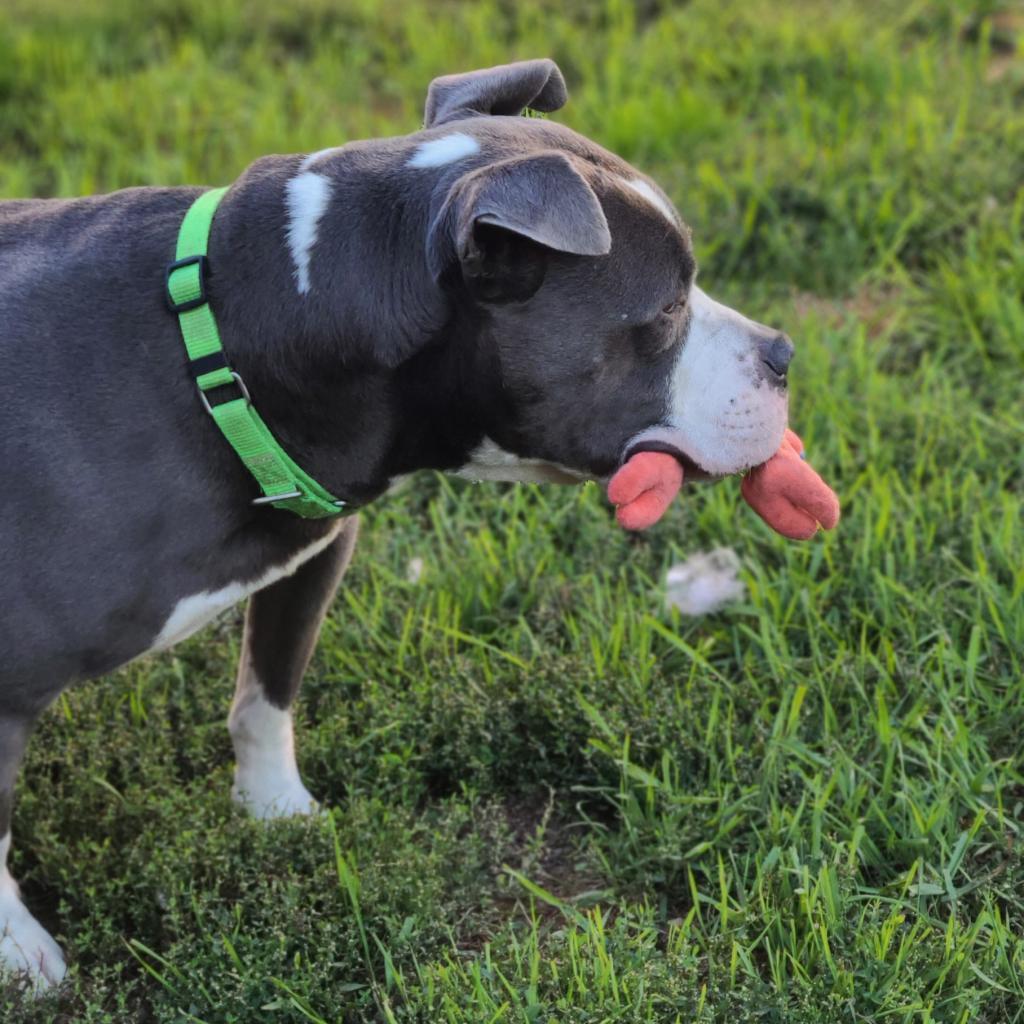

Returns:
607,451,684,531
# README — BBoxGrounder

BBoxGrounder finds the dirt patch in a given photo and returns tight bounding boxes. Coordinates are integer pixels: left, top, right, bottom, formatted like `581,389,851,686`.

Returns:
790,281,906,340
460,792,609,951
500,792,604,900
986,52,1019,83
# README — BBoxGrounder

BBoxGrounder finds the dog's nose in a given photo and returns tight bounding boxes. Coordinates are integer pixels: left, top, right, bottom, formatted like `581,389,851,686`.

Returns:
760,333,794,380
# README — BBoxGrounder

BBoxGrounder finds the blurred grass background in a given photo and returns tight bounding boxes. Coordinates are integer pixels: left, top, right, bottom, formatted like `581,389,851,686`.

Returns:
1,0,1023,1021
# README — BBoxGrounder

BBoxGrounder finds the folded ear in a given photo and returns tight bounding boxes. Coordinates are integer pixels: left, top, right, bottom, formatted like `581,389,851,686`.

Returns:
424,59,568,128
427,151,611,299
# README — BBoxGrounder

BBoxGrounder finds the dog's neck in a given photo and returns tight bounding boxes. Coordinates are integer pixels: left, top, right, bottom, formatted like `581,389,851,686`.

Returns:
200,151,495,506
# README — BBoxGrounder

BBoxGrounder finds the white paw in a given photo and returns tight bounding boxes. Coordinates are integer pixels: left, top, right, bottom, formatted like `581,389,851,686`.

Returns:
0,896,68,992
231,775,319,820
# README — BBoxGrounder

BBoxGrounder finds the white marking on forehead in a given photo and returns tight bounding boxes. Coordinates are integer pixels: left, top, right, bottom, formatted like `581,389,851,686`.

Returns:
152,526,342,652
623,178,676,224
284,171,331,295
407,132,480,169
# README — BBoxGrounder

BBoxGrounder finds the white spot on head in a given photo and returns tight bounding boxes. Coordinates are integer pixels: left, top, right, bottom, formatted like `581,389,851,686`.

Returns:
285,171,331,295
623,178,677,224
662,286,788,475
0,833,68,989
455,438,587,485
407,132,480,169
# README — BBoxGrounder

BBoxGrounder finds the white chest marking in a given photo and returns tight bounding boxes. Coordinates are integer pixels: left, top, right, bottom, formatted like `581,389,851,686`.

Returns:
623,178,677,224
455,437,587,485
407,132,480,168
152,528,342,652
284,170,331,295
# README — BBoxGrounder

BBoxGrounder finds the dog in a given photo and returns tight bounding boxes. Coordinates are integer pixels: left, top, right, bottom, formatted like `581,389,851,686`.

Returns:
0,59,793,988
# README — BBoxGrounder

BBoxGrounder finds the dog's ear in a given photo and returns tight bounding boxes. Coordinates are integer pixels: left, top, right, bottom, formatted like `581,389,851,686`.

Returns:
424,59,568,128
427,151,611,302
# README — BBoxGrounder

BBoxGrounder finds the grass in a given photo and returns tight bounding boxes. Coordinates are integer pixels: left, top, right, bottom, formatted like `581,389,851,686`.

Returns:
1,0,1022,1020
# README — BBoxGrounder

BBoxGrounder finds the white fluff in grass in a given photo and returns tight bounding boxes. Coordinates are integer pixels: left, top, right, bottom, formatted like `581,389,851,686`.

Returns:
665,547,745,616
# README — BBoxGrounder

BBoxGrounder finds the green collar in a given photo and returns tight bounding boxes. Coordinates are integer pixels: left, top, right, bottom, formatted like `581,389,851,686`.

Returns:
166,187,348,518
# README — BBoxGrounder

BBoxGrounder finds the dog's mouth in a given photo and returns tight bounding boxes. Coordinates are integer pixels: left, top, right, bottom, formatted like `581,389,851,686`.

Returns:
620,427,717,482
622,439,710,481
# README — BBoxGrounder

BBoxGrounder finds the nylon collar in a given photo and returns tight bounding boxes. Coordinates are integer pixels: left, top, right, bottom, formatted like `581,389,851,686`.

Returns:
166,187,348,518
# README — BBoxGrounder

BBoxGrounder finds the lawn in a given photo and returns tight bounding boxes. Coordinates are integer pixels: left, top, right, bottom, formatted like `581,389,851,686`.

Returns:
1,0,1022,1021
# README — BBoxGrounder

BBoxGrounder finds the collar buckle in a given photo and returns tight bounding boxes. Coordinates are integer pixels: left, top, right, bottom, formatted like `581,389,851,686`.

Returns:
166,254,210,313
251,491,347,510
252,490,303,507
197,371,251,415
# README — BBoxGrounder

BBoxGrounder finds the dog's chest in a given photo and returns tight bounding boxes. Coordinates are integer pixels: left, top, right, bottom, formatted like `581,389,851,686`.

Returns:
149,527,341,652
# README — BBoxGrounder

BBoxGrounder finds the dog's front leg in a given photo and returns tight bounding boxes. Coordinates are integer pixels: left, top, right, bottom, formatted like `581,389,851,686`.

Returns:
0,714,67,989
228,518,359,819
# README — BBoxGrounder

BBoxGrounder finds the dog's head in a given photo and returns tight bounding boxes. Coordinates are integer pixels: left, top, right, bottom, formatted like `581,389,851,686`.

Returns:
416,59,791,482
282,60,791,487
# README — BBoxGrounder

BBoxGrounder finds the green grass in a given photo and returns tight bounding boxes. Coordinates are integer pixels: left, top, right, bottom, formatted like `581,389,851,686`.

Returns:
2,0,1023,1020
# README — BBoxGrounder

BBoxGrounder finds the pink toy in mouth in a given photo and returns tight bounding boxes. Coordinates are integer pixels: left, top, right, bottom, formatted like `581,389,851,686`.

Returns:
607,429,840,539
606,450,685,531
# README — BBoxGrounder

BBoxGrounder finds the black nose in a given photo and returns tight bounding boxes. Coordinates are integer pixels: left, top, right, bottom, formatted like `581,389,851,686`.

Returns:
760,334,794,379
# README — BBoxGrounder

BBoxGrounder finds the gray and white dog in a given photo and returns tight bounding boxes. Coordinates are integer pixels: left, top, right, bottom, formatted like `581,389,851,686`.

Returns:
0,60,793,987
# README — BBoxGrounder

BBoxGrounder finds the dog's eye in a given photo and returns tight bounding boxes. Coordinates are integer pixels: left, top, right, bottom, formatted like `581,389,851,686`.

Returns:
661,300,685,316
